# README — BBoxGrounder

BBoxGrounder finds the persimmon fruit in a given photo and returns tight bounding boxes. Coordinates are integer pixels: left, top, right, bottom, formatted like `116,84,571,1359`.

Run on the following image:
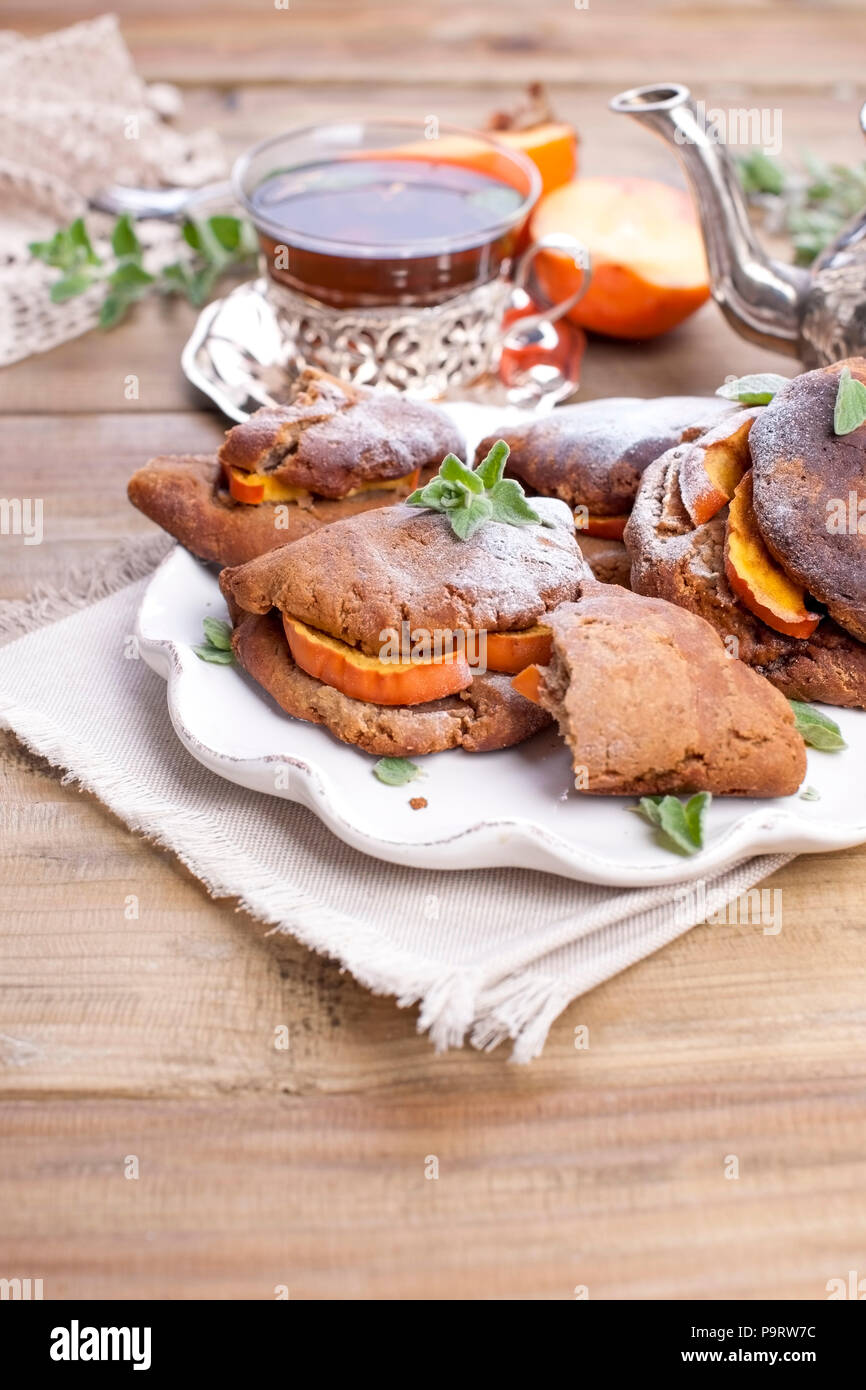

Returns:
530,176,711,339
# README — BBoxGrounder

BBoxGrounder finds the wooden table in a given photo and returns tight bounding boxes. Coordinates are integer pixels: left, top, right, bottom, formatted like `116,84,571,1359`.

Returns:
2,1,865,1300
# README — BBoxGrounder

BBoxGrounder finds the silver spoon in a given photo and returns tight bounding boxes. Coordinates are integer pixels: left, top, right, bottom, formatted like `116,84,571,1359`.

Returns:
89,180,234,220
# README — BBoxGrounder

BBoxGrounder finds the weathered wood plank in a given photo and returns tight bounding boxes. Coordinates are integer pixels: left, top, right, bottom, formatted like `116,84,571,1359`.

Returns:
2,730,866,1102
1,1074,865,1298
0,412,224,597
5,4,864,91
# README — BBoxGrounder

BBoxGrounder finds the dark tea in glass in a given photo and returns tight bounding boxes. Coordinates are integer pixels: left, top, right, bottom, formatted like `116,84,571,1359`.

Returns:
235,122,540,308
232,120,587,399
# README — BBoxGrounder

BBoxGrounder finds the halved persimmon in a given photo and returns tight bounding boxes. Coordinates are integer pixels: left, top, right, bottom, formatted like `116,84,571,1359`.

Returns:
282,615,472,706
725,472,821,639
531,176,710,340
510,664,544,704
483,624,552,673
491,122,577,197
374,124,577,199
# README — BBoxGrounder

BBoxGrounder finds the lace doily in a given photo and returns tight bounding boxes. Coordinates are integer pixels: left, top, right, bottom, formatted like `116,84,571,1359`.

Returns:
0,14,227,366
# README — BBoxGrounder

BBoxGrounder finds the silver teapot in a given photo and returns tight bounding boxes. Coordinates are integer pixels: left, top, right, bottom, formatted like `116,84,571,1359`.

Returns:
611,83,866,366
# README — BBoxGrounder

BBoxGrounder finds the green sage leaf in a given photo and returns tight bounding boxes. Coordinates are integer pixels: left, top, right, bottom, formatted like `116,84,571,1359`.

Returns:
716,373,789,406
440,454,484,492
632,792,711,855
50,271,95,302
207,214,243,252
111,213,142,260
109,262,154,294
68,217,101,265
450,494,493,540
474,439,510,489
98,294,130,328
202,618,233,651
833,366,866,436
789,700,847,750
737,151,785,196
373,757,421,786
193,644,234,665
488,477,542,527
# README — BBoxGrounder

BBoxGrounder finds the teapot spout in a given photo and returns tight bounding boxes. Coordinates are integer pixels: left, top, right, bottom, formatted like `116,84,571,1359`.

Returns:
610,83,807,357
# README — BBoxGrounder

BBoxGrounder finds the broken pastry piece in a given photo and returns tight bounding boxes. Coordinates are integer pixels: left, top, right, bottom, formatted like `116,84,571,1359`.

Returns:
220,495,587,757
513,581,806,796
128,368,465,567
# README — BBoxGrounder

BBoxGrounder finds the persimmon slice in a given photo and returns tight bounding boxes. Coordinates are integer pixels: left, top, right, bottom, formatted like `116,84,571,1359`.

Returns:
227,467,265,505
510,664,544,704
679,410,757,526
225,466,420,507
483,624,552,673
724,472,821,639
282,615,472,707
575,511,630,540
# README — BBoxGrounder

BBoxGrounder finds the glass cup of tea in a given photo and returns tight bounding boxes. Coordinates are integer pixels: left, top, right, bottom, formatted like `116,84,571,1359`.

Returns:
232,119,591,401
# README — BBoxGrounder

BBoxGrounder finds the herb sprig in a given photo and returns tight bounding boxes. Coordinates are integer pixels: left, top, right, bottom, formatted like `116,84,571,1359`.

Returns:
29,212,258,328
788,701,847,751
373,757,422,786
630,792,711,856
194,617,235,666
716,372,790,406
737,149,866,265
407,440,548,541
833,365,866,436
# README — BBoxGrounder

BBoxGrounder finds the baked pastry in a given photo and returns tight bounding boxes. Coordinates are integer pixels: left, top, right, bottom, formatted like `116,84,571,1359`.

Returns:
514,581,806,796
474,394,735,536
625,445,866,707
220,496,587,757
127,453,437,569
128,368,464,567
749,359,866,642
575,534,632,588
232,610,552,757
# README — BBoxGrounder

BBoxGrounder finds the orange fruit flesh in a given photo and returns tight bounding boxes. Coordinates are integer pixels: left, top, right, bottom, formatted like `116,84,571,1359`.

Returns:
530,176,710,339
493,123,578,197
704,435,751,501
225,465,419,507
511,664,544,704
575,511,630,540
283,615,471,707
680,421,755,526
724,473,821,640
361,123,576,198
282,616,552,705
485,624,552,673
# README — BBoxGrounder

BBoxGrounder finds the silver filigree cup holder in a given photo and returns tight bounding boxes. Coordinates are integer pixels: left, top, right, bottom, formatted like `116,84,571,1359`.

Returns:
264,274,513,397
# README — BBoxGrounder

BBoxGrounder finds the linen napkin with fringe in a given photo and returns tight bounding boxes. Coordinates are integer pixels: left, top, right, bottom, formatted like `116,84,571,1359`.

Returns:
0,540,792,1061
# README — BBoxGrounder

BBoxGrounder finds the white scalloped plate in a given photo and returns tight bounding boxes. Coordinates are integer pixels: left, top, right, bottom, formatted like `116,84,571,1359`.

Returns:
136,402,866,887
